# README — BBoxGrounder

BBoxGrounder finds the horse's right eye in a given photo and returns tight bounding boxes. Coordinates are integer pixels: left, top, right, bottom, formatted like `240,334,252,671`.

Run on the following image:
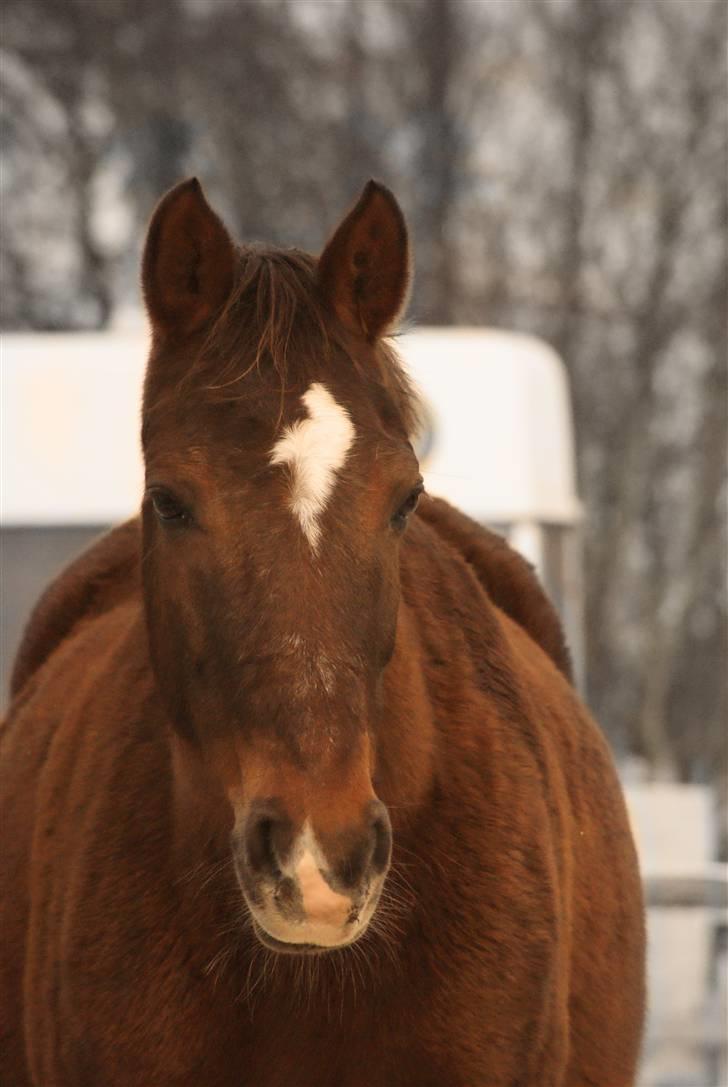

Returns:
147,488,191,526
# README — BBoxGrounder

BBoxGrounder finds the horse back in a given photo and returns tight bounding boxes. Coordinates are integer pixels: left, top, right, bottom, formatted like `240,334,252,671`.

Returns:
9,519,141,699
416,496,572,679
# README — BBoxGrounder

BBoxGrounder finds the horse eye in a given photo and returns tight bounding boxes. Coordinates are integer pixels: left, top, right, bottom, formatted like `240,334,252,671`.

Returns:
147,488,190,526
391,482,424,532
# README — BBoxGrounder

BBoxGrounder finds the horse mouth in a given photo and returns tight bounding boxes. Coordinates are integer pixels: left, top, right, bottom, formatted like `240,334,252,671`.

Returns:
251,918,355,956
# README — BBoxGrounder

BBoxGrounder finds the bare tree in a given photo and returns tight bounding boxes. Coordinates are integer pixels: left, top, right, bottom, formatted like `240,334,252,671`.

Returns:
485,0,728,779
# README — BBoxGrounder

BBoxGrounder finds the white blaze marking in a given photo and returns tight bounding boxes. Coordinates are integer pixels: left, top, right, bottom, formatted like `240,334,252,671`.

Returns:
270,382,354,550
293,823,351,928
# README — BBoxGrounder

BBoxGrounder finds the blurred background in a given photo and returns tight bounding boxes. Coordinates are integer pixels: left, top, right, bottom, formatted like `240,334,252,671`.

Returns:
1,0,726,1082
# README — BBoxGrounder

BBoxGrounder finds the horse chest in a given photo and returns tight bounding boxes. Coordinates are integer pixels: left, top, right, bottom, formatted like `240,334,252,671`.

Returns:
230,1007,465,1087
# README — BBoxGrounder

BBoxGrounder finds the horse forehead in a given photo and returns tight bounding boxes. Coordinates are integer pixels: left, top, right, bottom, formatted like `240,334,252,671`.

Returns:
269,382,355,551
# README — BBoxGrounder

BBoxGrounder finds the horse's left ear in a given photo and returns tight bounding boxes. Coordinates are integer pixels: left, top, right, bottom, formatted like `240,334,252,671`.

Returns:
142,177,236,339
318,180,410,341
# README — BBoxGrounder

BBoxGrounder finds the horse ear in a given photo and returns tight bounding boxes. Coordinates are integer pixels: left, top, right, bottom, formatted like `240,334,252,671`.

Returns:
142,178,236,338
318,180,410,341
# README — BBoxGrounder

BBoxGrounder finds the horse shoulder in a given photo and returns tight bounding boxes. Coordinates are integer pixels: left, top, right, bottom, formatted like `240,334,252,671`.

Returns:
415,495,572,680
495,611,646,1082
9,519,141,699
408,503,643,1081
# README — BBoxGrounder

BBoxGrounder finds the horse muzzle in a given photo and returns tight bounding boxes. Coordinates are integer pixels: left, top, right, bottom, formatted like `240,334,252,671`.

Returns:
232,799,392,953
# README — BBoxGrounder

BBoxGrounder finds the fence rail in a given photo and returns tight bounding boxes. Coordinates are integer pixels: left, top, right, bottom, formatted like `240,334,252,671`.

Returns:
644,866,728,909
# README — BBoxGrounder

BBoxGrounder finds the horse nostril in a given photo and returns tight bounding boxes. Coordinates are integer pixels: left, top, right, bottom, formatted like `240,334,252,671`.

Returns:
370,801,392,874
331,804,392,892
246,817,276,875
338,845,368,889
244,803,292,879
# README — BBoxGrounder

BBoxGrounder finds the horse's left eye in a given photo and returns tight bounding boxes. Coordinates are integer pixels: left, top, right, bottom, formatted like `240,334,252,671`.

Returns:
147,488,190,525
391,482,424,532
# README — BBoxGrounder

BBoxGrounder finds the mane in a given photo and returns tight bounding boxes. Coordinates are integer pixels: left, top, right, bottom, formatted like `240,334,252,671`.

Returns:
194,245,420,436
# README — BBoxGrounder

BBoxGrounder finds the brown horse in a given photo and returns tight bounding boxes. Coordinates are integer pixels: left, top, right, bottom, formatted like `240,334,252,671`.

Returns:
0,179,645,1086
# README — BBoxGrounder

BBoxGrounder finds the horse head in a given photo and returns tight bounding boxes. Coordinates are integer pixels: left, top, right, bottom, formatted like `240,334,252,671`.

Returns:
140,178,430,953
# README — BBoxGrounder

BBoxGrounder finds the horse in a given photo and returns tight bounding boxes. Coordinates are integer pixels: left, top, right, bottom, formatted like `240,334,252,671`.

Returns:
0,178,645,1086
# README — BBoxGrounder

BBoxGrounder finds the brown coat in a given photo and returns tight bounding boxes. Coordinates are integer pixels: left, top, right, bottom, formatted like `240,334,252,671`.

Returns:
0,179,645,1086
1,501,645,1086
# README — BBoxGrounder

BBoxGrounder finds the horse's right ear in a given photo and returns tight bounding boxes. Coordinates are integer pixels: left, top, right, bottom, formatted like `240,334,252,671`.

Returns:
142,178,236,339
